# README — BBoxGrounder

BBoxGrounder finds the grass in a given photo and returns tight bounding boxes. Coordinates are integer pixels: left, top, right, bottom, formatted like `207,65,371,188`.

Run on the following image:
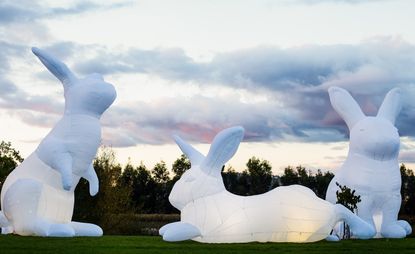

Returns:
0,235,414,254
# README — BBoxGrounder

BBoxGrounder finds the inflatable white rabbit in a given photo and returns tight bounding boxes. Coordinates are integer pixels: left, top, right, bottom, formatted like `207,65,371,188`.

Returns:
325,86,412,238
160,126,374,243
0,47,116,237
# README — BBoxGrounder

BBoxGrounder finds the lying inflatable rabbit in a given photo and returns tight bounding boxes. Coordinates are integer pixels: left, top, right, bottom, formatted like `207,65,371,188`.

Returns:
160,126,374,243
325,86,412,238
0,47,116,236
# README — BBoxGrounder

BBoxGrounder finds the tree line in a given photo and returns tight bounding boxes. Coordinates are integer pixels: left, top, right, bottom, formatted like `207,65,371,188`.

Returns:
0,142,414,226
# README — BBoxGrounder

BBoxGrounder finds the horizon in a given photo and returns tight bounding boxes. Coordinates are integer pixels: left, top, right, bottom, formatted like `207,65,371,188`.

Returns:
1,0,415,174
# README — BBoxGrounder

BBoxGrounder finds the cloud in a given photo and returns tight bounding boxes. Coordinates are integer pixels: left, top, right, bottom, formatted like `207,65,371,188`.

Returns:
0,77,18,94
3,37,415,147
0,1,133,24
71,37,415,93
68,36,415,143
0,43,64,121
0,77,63,116
102,95,287,146
11,110,60,129
74,47,204,81
280,0,390,5
100,93,347,147
0,41,26,74
399,151,415,163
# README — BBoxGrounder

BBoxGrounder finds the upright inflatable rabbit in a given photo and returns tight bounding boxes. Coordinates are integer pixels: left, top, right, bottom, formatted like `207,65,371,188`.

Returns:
0,47,116,236
160,126,374,243
325,86,412,238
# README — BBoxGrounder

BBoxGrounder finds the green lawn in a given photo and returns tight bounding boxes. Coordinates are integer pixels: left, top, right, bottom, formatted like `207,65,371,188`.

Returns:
0,235,414,254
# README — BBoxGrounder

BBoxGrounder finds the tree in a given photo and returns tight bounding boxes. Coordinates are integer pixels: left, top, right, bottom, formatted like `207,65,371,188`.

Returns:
279,166,333,199
335,182,361,239
73,146,132,226
151,161,174,213
222,166,249,195
244,157,273,195
280,166,299,186
152,161,170,184
132,162,157,213
0,141,24,192
335,182,361,212
400,164,415,216
296,166,315,189
314,169,334,199
171,154,191,180
118,161,140,211
118,160,138,187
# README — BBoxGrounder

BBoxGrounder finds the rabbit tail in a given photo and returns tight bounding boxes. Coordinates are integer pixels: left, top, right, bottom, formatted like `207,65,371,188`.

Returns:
0,210,13,234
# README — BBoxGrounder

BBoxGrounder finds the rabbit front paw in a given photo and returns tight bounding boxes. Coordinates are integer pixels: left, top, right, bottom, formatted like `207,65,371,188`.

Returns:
159,222,200,242
381,223,407,238
397,220,412,235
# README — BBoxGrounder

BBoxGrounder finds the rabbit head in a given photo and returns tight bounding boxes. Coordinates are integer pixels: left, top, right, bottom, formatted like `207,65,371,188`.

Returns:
328,86,402,161
169,126,244,210
32,47,116,118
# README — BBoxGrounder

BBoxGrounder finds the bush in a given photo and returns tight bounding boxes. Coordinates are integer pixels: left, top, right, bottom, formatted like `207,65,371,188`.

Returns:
100,213,180,235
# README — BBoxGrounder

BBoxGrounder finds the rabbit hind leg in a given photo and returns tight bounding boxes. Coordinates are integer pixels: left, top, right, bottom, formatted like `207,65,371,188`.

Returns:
3,178,44,236
0,210,13,234
380,195,407,238
3,179,75,237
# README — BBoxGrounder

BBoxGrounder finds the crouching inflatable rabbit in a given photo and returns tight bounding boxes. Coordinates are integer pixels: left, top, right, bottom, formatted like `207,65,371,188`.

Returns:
325,86,412,238
0,47,116,237
160,126,374,243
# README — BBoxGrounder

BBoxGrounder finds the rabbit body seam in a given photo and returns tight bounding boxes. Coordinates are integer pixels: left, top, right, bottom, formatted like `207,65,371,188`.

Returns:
180,186,338,243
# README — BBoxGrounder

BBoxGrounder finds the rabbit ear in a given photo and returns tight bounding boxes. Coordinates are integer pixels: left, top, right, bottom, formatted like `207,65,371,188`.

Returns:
328,86,365,130
173,135,205,165
201,126,244,176
32,47,77,88
377,88,402,125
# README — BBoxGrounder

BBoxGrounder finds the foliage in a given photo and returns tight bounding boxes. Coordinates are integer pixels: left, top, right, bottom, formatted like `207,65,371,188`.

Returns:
130,162,157,213
335,182,361,240
0,235,415,254
335,182,361,212
100,213,179,235
1,141,415,236
314,169,335,199
152,161,170,184
222,166,249,195
400,164,415,216
73,146,133,224
0,141,24,193
244,157,274,195
171,154,191,180
279,166,334,198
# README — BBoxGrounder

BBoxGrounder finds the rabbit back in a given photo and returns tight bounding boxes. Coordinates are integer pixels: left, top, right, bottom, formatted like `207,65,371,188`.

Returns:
181,185,336,243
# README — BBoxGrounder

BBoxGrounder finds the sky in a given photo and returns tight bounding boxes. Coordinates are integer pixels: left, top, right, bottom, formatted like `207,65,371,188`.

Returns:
1,0,415,174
